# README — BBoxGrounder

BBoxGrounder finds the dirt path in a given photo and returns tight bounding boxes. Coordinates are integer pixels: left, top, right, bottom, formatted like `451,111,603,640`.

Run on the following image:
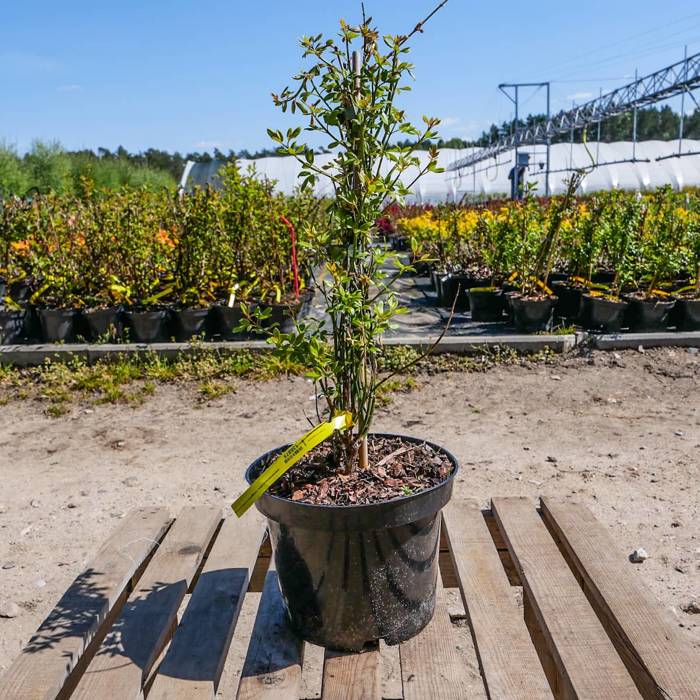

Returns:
0,347,698,681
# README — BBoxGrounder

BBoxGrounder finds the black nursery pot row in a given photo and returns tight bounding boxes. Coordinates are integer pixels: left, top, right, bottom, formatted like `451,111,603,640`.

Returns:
432,271,492,312
0,295,313,345
551,282,700,333
426,270,700,333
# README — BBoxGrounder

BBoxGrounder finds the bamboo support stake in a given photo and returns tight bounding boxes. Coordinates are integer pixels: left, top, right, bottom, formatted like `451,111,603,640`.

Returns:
359,430,369,470
351,48,369,471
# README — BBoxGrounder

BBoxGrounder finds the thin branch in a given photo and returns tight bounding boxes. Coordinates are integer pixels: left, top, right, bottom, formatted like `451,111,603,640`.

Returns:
373,283,459,393
404,0,450,42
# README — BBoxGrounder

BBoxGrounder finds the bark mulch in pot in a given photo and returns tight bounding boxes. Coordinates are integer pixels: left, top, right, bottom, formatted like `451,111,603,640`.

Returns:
269,435,454,506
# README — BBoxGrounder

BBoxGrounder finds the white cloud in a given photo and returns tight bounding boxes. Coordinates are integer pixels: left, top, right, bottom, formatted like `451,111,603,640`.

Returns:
440,116,460,128
194,140,223,150
566,91,593,102
57,84,83,93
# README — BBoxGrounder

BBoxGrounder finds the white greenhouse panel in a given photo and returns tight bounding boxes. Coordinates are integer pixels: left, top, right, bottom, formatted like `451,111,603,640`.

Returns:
181,140,700,201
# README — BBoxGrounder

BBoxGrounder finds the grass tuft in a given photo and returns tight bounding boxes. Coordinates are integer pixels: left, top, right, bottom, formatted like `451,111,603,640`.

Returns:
0,344,558,416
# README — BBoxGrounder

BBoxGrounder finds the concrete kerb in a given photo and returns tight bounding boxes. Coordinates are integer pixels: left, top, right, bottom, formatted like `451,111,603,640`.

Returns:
1,331,698,367
592,331,700,350
1,335,577,367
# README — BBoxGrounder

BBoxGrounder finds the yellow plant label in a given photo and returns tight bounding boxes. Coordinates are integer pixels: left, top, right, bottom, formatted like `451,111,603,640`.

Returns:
534,278,554,296
232,412,353,517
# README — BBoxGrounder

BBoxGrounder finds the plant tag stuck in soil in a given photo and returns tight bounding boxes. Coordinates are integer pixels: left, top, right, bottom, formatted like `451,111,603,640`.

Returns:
232,412,353,517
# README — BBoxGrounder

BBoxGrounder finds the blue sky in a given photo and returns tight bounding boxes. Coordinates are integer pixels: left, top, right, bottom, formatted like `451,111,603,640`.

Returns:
1,0,699,155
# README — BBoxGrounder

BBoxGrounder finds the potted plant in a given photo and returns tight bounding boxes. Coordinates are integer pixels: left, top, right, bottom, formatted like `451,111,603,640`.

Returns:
467,205,514,321
622,187,679,331
552,195,605,322
436,205,487,311
110,189,175,343
210,162,318,340
79,188,128,341
23,194,87,342
236,5,458,652
506,176,583,332
672,206,700,330
396,207,444,291
580,191,638,333
0,197,33,343
169,187,216,341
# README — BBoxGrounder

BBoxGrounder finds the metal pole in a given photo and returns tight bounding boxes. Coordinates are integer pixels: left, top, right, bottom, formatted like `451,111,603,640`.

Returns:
570,101,575,170
596,88,602,164
632,68,638,161
545,82,551,197
514,85,519,199
679,46,688,155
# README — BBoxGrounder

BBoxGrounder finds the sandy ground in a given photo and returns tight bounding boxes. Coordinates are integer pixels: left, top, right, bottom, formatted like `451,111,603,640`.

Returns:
0,346,698,693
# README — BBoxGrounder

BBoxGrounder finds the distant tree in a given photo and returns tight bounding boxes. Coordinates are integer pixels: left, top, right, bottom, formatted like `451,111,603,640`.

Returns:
25,141,73,194
0,144,29,196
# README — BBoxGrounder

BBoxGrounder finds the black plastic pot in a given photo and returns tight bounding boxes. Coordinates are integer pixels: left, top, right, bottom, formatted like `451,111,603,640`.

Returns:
171,307,211,342
508,294,555,332
0,309,28,344
546,272,568,288
266,292,313,334
622,295,675,332
412,260,430,277
83,307,123,342
439,275,490,312
247,434,458,651
266,305,296,333
438,275,466,310
580,294,628,333
211,304,251,340
26,307,43,343
552,282,584,322
123,309,170,343
38,308,80,343
591,270,616,286
673,298,700,331
392,235,409,252
8,279,32,306
468,289,504,322
429,270,439,292
435,273,449,304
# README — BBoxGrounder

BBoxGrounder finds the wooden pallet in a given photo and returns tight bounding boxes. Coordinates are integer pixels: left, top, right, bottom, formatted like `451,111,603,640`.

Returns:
1,497,698,699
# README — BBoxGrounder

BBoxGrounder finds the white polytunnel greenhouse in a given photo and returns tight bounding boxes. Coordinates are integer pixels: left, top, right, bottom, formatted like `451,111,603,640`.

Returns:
180,139,700,201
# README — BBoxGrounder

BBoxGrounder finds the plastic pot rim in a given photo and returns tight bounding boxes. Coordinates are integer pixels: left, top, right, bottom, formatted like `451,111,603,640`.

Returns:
245,432,459,530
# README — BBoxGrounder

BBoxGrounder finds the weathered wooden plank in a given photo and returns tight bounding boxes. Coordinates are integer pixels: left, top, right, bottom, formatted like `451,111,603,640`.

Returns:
322,644,380,700
301,642,325,700
237,566,304,700
379,640,403,700
483,510,522,585
438,549,459,588
399,579,473,700
541,497,700,700
148,514,266,700
71,507,221,700
0,507,172,700
248,533,272,593
492,497,641,700
442,499,552,699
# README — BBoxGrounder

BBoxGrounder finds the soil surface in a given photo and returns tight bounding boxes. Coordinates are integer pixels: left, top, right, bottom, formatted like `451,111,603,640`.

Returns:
0,346,699,694
269,435,454,505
